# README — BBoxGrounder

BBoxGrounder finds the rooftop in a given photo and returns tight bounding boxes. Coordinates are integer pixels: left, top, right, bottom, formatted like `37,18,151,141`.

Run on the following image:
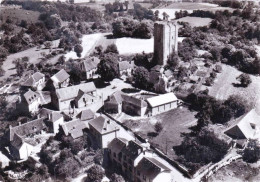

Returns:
55,82,96,101
146,92,178,108
118,61,134,71
76,109,95,121
23,89,40,104
51,69,70,83
89,116,119,135
82,57,100,72
22,72,45,87
121,94,147,108
61,120,86,139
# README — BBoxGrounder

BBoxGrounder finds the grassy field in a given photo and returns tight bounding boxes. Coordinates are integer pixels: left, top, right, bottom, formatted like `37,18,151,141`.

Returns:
162,2,217,10
177,16,212,27
208,159,260,182
123,107,197,160
0,7,40,25
208,64,260,106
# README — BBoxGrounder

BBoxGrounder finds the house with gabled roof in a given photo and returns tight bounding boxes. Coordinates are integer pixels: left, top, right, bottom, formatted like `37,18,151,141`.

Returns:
45,112,64,134
51,69,70,89
104,91,123,114
21,72,45,91
52,82,97,111
224,109,260,147
121,95,147,116
146,92,178,116
21,89,41,114
118,61,135,78
61,120,87,139
89,116,119,148
5,118,46,160
80,57,100,80
135,157,172,182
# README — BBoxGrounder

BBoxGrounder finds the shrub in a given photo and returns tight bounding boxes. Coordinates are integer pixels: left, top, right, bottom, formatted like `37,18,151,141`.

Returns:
236,73,252,87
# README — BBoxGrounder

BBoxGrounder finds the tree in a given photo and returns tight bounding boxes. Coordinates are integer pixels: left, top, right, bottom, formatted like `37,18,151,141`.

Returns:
110,173,125,182
133,21,153,39
243,139,260,163
224,95,249,118
74,44,83,58
0,47,9,59
132,67,151,90
154,122,163,134
85,165,104,182
105,44,119,54
97,53,119,81
236,73,252,87
162,12,169,21
167,52,180,71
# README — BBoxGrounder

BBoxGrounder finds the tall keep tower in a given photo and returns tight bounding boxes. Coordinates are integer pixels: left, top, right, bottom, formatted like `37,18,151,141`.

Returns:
154,21,178,66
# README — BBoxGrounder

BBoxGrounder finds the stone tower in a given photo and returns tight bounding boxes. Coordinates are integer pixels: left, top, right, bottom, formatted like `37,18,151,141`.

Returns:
154,21,178,66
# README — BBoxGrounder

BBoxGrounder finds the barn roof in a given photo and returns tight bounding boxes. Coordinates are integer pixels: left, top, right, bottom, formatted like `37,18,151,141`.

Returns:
146,92,178,108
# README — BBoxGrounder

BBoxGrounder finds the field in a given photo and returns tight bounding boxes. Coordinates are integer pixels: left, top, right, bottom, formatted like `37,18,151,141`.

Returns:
123,107,197,160
208,64,260,106
177,16,212,27
0,7,40,25
208,159,260,182
162,2,218,10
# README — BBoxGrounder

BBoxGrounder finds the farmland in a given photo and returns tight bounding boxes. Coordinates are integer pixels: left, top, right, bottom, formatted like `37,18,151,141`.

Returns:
0,7,40,25
123,107,197,160
208,64,260,105
177,16,212,27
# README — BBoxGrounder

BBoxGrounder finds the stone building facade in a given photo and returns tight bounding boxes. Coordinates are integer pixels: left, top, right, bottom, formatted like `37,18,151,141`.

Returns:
154,21,178,66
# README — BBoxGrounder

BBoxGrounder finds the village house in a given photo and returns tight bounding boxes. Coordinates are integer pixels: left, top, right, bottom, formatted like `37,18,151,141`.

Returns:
225,109,260,148
135,157,172,182
88,116,119,148
61,119,87,139
108,138,170,182
45,112,64,134
50,69,70,89
121,95,147,117
6,118,46,160
146,92,178,116
52,82,98,111
104,91,123,114
21,72,45,91
76,109,96,127
118,60,135,78
104,92,147,116
80,57,100,80
20,89,42,114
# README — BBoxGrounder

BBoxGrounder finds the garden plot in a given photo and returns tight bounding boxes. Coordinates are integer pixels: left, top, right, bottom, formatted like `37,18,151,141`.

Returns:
177,16,212,27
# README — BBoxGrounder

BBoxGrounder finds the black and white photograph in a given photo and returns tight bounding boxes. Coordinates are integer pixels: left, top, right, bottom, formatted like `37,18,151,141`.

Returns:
0,0,260,181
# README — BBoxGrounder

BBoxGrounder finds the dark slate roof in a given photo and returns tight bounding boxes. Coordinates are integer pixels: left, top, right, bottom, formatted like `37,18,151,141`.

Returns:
51,69,70,83
9,118,46,141
136,157,170,180
82,57,100,72
121,94,147,108
10,133,24,149
121,140,143,159
55,82,96,101
118,61,134,71
108,137,128,153
76,109,95,121
23,89,40,104
89,116,119,135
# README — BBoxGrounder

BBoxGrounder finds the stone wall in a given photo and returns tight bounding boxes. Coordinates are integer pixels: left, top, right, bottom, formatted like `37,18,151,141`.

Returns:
154,21,178,66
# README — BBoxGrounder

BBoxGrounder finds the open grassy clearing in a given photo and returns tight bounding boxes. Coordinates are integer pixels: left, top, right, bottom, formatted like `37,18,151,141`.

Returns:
208,64,260,105
0,7,40,25
162,2,218,10
208,159,260,182
123,107,197,160
177,16,212,27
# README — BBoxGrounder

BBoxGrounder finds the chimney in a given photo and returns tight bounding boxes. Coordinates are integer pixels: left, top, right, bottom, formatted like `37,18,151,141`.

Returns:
9,125,12,129
19,122,21,126
107,120,110,124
